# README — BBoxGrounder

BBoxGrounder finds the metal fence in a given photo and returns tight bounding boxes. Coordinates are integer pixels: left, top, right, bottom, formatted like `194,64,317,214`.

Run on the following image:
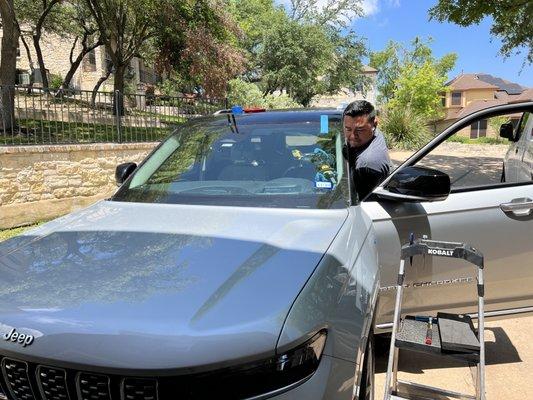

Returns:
0,85,227,146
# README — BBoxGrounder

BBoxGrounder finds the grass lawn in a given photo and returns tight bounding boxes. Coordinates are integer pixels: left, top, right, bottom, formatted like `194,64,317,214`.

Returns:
446,135,506,145
0,222,46,242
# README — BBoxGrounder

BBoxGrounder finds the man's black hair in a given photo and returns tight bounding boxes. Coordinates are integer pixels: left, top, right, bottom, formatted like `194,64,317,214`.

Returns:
343,100,376,122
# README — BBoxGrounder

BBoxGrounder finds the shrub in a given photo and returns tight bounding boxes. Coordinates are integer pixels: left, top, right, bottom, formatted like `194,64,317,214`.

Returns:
263,93,301,109
227,78,301,110
380,106,432,150
446,135,469,143
227,78,264,108
49,74,63,90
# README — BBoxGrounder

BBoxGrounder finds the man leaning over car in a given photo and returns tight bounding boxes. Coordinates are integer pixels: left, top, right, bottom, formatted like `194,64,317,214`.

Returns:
342,100,391,200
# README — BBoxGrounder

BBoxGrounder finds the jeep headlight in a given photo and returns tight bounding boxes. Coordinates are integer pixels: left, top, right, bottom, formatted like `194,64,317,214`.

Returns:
160,330,327,398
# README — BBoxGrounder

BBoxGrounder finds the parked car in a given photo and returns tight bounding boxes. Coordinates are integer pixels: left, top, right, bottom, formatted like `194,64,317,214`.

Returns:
0,101,531,400
501,110,533,183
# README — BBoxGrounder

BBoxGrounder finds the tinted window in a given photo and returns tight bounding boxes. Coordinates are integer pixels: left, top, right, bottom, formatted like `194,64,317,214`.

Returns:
113,113,350,209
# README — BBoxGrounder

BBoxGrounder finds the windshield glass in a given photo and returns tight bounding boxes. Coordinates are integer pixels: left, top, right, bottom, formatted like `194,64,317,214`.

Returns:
113,113,350,209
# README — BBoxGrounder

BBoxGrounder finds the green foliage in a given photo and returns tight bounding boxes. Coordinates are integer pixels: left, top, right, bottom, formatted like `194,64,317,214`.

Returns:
152,0,246,96
49,73,63,90
286,0,364,30
258,20,334,106
370,37,457,120
0,221,46,242
227,78,264,107
488,115,511,135
227,78,300,109
446,135,506,145
369,41,401,103
429,0,533,64
262,93,301,109
389,60,450,120
446,134,469,143
228,0,286,55
380,106,432,150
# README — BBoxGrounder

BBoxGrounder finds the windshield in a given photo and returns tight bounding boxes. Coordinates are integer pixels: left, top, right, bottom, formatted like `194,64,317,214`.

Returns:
113,113,350,209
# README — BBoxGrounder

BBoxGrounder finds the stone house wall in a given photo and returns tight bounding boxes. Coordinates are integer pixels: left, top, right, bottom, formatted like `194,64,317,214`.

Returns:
0,143,158,229
0,27,155,92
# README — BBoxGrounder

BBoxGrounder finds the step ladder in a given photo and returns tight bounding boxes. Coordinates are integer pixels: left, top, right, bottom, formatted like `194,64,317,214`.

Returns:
383,238,486,400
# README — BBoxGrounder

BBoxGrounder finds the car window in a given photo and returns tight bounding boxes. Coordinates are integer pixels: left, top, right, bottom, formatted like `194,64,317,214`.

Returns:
113,114,350,209
413,111,532,190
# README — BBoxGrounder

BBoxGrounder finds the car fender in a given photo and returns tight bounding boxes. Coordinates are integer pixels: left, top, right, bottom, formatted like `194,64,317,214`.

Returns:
276,205,380,398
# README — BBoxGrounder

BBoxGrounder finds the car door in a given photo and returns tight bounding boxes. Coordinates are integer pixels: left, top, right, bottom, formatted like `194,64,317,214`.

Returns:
360,102,533,332
517,112,533,182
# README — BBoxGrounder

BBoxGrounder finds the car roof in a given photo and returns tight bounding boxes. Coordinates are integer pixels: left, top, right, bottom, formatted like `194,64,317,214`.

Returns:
193,109,343,127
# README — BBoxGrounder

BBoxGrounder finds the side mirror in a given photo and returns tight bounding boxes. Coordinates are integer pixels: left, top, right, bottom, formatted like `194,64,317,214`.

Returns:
374,166,451,202
499,122,515,141
115,162,137,185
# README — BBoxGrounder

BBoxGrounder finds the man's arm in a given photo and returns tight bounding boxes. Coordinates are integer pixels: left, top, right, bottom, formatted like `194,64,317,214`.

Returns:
353,167,388,201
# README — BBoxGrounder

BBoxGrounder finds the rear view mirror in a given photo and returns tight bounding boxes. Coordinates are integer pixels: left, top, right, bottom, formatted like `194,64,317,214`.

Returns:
374,166,451,202
115,162,137,185
499,122,515,141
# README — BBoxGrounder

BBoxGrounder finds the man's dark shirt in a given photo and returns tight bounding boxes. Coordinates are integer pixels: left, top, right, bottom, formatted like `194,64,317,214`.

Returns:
344,129,391,200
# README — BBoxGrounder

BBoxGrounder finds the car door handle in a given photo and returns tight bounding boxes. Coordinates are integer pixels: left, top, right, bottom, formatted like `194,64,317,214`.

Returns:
500,198,533,216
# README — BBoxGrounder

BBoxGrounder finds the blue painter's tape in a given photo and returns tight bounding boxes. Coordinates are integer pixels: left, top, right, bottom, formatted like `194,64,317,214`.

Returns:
320,115,328,134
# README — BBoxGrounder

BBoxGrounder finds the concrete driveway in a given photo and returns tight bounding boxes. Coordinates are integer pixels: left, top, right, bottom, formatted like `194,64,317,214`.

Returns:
389,143,508,188
374,316,533,399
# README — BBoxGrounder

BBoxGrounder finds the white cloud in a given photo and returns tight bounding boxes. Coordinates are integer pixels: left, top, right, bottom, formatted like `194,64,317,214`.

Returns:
388,0,401,7
361,0,380,16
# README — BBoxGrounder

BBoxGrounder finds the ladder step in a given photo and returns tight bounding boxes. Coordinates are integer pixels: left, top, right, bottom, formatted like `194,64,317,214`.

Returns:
393,379,477,400
395,317,480,362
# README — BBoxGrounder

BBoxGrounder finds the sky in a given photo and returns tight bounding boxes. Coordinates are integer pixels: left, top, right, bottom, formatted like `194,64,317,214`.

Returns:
352,0,532,87
277,0,532,87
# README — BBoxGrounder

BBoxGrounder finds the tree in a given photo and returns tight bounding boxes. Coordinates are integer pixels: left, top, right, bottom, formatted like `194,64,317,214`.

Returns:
429,0,533,64
153,0,246,96
389,60,452,120
370,37,457,119
15,0,67,91
58,0,103,93
258,20,333,106
85,0,155,113
287,0,364,29
0,0,19,132
85,0,244,112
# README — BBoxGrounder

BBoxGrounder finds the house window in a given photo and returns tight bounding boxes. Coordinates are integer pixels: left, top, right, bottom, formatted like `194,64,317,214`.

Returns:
441,95,446,107
451,91,462,106
82,38,97,72
470,119,487,139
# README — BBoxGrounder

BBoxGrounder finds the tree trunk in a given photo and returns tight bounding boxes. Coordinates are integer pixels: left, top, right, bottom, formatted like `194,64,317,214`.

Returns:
113,63,126,115
33,34,50,91
91,69,111,107
0,0,19,133
60,44,103,96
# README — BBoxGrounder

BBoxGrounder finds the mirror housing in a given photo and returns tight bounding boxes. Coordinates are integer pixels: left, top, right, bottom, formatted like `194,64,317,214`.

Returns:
115,162,137,185
499,122,515,141
374,166,451,202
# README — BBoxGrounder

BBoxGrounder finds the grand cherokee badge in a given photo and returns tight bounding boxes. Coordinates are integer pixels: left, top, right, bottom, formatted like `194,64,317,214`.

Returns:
3,328,34,347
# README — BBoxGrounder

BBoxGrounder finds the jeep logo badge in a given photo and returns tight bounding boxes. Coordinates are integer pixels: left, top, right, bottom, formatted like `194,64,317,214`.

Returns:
3,328,34,347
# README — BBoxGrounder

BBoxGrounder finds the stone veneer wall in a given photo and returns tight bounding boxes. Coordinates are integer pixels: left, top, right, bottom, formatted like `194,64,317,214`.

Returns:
0,142,158,229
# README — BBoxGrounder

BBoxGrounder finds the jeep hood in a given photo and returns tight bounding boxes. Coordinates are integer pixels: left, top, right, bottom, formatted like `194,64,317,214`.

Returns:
0,201,347,372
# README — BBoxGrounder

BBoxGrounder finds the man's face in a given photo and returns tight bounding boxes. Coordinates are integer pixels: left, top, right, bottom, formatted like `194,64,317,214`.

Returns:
343,115,375,148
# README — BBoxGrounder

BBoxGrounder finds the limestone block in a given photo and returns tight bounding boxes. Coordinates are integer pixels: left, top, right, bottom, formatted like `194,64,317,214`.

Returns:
30,182,47,194
46,178,69,189
53,188,76,198
34,162,57,171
